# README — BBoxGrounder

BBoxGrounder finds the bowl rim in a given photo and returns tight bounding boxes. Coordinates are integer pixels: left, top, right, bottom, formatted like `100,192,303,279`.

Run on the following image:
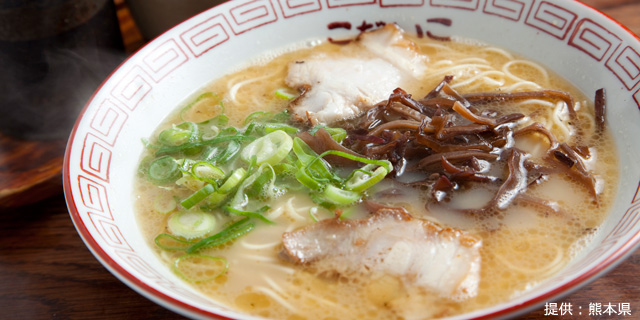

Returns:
63,0,640,319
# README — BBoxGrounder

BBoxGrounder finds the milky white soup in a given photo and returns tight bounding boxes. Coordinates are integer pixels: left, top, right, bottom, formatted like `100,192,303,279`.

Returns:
134,25,617,319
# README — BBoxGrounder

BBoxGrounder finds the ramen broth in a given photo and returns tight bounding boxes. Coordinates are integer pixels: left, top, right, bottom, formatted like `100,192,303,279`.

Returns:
135,28,618,319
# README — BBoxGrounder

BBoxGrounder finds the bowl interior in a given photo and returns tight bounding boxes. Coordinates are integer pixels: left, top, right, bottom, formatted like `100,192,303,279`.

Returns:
64,0,640,319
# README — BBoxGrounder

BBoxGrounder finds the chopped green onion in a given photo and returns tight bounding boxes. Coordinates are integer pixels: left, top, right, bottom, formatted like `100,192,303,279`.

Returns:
176,173,207,191
247,164,283,199
229,162,283,209
244,111,272,125
201,125,220,140
345,165,388,192
177,158,197,172
309,125,347,143
224,206,274,224
154,233,196,251
293,138,335,182
264,123,299,134
309,207,319,222
309,192,336,209
305,158,336,183
228,156,257,208
208,140,241,165
203,168,247,208
273,163,296,176
218,168,247,194
219,127,239,136
246,169,270,198
321,184,360,205
187,217,254,253
168,210,217,240
137,155,154,176
319,150,393,173
155,135,253,156
268,111,292,124
203,146,222,162
158,122,199,146
191,162,225,183
201,113,229,127
292,137,318,165
180,92,222,121
275,88,297,99
181,184,216,209
243,122,256,136
292,138,343,191
338,207,357,220
173,254,228,283
153,194,177,214
148,156,182,184
243,110,291,126
327,128,347,143
203,192,227,209
295,167,324,190
241,130,293,165
141,138,163,150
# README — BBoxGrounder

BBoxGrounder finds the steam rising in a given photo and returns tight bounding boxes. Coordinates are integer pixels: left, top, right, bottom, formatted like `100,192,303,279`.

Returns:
0,0,125,140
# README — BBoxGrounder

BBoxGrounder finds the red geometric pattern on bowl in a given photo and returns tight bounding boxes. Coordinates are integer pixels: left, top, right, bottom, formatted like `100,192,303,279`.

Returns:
431,0,480,11
228,0,278,34
605,199,640,243
89,99,128,146
326,0,376,9
525,0,576,39
569,18,622,61
109,65,153,111
180,14,232,57
88,213,134,251
80,134,111,183
380,0,424,8
483,0,533,21
142,38,190,82
275,0,322,18
607,45,640,90
78,175,111,217
65,0,640,319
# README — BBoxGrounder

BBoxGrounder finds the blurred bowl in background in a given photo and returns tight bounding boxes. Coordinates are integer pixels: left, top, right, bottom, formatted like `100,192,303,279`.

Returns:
127,0,225,40
0,0,124,140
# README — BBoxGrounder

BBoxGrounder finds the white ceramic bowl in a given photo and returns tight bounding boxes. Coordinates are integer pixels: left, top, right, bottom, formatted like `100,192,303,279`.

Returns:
64,0,640,319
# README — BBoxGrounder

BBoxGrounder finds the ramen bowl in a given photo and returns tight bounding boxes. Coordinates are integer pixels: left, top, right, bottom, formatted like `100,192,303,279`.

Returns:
64,0,640,319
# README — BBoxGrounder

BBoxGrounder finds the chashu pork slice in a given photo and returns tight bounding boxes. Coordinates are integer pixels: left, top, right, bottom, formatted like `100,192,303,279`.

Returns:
280,207,481,300
356,23,428,78
286,58,402,125
286,24,428,125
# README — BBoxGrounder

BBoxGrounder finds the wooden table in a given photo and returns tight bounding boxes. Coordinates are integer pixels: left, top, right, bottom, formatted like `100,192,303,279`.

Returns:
1,0,639,319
